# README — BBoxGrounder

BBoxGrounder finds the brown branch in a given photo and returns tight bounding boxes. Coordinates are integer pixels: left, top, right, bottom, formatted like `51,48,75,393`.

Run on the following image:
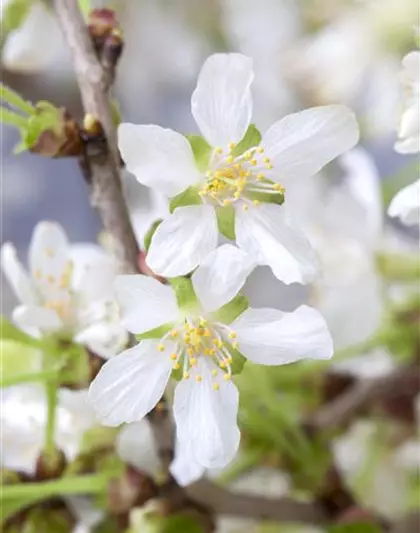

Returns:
53,0,138,275
308,366,417,433
187,479,328,526
53,0,176,473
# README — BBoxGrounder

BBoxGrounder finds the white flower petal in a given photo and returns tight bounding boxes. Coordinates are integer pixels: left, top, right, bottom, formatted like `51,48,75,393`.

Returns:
28,221,70,289
114,275,180,334
261,105,359,183
1,243,39,305
116,421,161,477
170,440,205,486
173,360,240,469
118,124,201,197
88,341,174,426
192,244,255,312
191,53,254,147
235,203,319,284
231,305,333,365
147,205,218,277
70,244,116,300
74,322,128,359
12,305,62,332
388,179,420,226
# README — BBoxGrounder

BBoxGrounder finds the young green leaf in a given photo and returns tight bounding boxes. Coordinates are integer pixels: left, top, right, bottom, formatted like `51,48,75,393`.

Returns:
0,83,34,115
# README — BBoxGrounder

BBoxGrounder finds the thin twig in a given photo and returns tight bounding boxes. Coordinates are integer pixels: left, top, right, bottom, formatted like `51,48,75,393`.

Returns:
53,0,138,274
187,479,328,525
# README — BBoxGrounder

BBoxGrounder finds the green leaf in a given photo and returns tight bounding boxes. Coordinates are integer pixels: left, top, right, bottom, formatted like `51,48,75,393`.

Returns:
0,107,27,127
0,340,43,387
13,101,61,153
136,322,173,341
169,277,199,313
1,0,31,41
144,220,162,252
231,124,262,157
212,295,249,325
186,134,212,171
169,186,202,213
0,83,34,115
160,514,203,533
216,205,235,240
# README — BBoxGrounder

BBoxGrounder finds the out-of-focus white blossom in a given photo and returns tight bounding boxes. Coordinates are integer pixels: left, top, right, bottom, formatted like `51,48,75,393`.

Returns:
0,385,96,474
1,222,128,358
388,179,420,226
1,1,65,73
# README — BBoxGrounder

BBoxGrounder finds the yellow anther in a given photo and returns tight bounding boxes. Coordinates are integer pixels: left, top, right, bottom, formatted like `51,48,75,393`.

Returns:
199,317,206,326
187,348,195,357
173,362,180,370
215,147,223,155
219,361,226,369
183,372,190,379
204,348,211,355
190,357,197,366
211,369,218,377
244,170,252,178
263,157,271,164
203,328,211,337
196,375,203,382
184,335,190,343
198,190,206,197
228,142,236,151
223,374,231,381
243,151,252,160
257,146,264,153
234,163,241,170
274,184,285,193
250,158,257,166
243,204,249,211
46,275,55,284
226,155,234,164
232,342,239,350
265,163,273,170
210,348,217,355
170,329,178,337
256,173,265,181
213,383,220,391
252,200,260,206
234,191,241,199
34,269,42,279
223,199,232,206
228,332,237,339
157,344,165,352
170,353,178,360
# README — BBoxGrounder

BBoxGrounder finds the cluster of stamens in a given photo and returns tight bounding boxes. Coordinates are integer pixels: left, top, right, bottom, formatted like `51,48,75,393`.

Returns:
199,142,285,210
156,317,238,390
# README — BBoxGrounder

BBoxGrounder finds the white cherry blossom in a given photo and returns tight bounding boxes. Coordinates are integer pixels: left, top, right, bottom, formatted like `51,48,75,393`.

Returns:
1,221,128,358
388,179,420,226
118,53,359,284
89,245,333,471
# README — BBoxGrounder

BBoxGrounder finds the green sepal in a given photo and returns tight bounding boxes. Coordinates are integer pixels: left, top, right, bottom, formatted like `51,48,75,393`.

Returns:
186,134,212,171
144,219,162,251
212,294,249,325
169,186,202,213
231,124,262,157
246,188,285,206
136,322,174,341
216,205,235,240
225,344,246,376
171,364,183,382
168,276,199,313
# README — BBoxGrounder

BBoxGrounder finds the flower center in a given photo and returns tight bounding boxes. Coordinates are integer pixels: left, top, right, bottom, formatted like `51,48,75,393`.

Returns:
198,142,285,210
156,316,237,390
